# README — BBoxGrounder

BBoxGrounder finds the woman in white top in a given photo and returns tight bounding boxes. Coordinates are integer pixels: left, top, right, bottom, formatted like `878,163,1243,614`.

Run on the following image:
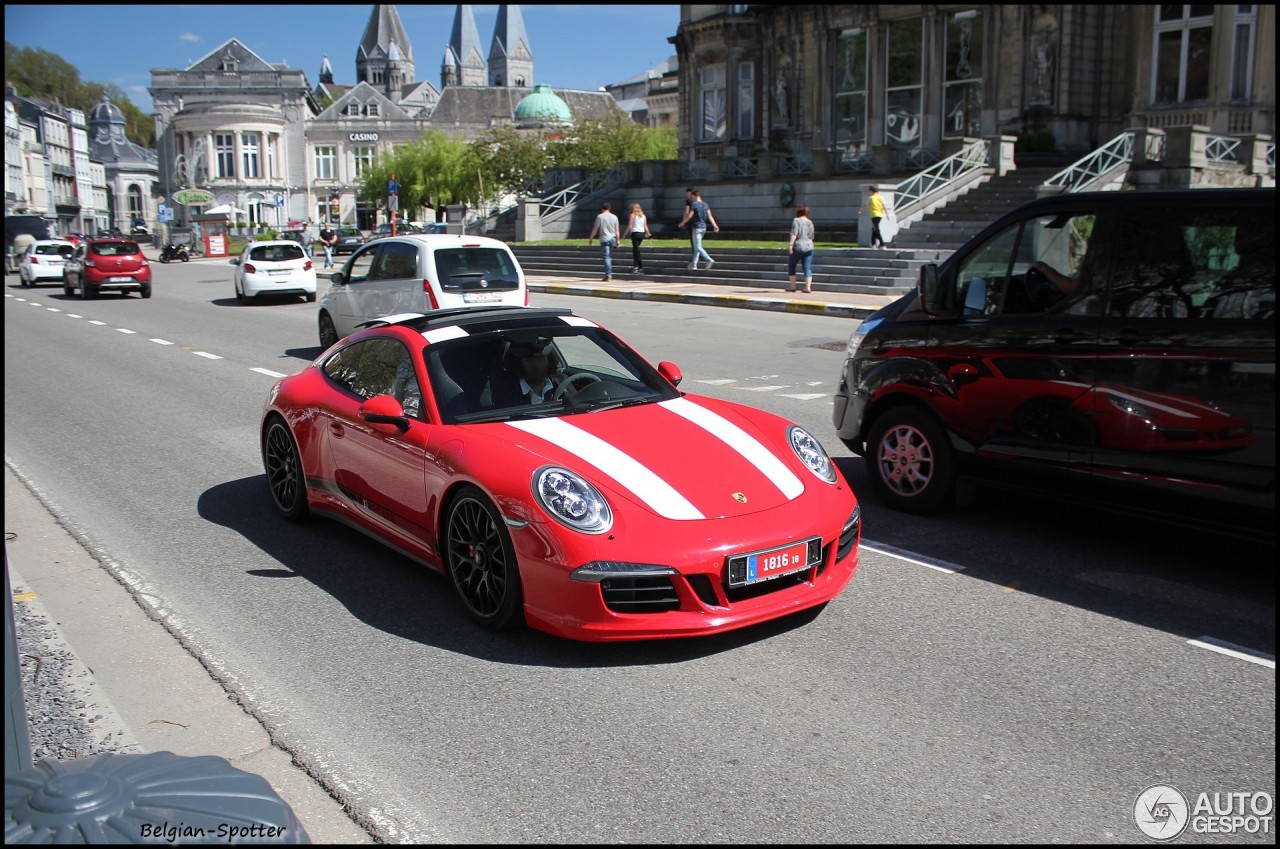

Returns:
626,203,652,274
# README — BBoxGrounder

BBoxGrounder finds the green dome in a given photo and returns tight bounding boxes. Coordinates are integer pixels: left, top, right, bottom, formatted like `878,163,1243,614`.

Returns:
514,84,572,123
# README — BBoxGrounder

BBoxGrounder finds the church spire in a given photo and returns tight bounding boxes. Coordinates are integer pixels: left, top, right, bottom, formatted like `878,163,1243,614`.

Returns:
356,5,415,100
441,4,487,88
488,5,533,88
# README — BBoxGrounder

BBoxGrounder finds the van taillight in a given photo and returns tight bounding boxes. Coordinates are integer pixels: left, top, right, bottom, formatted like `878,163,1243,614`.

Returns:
423,280,439,310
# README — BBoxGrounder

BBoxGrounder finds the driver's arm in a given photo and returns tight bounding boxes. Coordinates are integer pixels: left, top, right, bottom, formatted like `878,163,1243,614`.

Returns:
1031,260,1079,296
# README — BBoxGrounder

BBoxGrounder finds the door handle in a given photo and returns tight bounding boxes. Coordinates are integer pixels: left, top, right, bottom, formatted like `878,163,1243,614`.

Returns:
1052,327,1078,344
329,422,345,438
1114,327,1144,346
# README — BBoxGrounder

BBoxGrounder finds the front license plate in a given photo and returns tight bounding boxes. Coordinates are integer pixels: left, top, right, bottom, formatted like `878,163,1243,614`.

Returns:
727,537,823,587
463,291,502,303
109,276,133,283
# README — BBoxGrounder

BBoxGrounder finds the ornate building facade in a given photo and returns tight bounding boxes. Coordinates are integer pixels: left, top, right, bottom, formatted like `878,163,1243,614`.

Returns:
150,4,620,233
672,5,1274,168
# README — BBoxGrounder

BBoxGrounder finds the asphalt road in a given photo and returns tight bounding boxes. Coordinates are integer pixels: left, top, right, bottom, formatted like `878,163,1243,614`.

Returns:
4,264,1275,843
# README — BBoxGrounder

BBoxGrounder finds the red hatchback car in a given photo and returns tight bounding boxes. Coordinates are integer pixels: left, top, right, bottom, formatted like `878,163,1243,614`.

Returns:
260,306,862,641
63,238,152,299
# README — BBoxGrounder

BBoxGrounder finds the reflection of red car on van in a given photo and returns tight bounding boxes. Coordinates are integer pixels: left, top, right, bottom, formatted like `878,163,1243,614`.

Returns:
1001,368,1254,453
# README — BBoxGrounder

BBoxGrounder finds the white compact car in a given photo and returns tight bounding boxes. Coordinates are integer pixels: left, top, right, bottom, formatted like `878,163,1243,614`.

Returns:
19,239,76,287
231,240,318,304
317,233,527,349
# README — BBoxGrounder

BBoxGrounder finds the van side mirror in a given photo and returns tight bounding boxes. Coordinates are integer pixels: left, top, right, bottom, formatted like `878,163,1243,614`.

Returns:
920,264,942,314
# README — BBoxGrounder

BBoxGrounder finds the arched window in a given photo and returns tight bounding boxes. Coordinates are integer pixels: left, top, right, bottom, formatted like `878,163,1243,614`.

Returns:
127,184,144,218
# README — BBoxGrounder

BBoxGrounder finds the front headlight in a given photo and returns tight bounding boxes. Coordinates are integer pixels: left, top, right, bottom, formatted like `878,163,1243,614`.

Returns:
532,466,613,534
789,426,837,484
845,317,883,358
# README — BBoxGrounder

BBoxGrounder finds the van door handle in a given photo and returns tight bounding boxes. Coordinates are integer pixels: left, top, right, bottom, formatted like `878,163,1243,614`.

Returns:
1114,328,1145,346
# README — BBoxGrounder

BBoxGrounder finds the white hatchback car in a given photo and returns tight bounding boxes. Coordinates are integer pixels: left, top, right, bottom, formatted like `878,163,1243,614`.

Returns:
317,233,527,348
19,239,76,287
231,240,317,303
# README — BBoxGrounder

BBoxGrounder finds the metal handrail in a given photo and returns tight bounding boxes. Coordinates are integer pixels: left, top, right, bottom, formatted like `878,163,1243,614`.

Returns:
1044,131,1136,192
539,165,626,222
893,139,990,208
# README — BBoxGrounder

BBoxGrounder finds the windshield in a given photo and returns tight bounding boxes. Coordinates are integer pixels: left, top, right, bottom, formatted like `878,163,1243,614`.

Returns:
423,325,680,424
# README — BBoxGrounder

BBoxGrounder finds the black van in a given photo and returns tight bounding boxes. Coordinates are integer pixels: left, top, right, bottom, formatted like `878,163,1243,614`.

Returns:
833,188,1275,538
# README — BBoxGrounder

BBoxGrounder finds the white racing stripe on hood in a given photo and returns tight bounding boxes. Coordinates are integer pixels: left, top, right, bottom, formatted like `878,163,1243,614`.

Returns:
507,418,705,520
660,397,805,500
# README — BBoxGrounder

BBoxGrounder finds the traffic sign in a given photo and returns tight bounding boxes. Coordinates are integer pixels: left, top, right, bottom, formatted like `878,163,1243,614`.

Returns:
275,193,285,208
388,178,398,195
388,194,399,212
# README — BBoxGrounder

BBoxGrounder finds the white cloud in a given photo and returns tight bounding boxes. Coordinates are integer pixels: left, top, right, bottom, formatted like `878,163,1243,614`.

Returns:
179,32,200,43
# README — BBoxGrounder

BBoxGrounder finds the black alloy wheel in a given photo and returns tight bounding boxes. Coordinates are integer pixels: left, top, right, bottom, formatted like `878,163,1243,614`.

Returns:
263,417,309,521
318,312,339,349
444,486,523,630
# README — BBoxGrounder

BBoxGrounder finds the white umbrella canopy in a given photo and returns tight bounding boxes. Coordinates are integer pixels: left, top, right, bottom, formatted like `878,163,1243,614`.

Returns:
203,203,249,217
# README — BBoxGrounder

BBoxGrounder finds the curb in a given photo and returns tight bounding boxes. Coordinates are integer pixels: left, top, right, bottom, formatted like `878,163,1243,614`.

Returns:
528,283,877,320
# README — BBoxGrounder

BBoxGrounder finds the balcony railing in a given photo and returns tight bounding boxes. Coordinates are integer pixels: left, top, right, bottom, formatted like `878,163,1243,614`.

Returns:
1203,134,1241,166
728,158,758,179
775,154,813,176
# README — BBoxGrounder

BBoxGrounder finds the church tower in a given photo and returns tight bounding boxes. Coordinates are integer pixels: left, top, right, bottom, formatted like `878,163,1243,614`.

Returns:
441,4,487,88
319,55,334,86
356,4,415,101
488,5,533,88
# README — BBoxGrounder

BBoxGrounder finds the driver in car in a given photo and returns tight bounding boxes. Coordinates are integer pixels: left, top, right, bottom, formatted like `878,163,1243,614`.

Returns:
492,338,562,406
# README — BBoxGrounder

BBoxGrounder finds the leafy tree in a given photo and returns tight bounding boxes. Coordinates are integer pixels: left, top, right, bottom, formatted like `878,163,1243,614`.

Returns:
470,126,551,196
548,112,677,173
358,130,482,223
4,42,155,147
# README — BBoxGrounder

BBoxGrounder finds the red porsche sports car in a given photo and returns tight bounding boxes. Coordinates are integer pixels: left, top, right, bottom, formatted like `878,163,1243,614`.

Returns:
261,306,861,641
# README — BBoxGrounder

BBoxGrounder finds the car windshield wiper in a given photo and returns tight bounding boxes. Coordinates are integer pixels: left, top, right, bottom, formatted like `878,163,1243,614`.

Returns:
571,396,660,414
453,407,562,424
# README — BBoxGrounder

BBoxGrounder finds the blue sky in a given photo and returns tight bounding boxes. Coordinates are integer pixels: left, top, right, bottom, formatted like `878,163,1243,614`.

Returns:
4,4,681,114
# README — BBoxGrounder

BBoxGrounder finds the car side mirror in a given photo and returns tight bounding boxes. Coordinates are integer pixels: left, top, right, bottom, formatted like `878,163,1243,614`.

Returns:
330,272,345,285
359,394,410,433
657,361,682,387
229,258,239,266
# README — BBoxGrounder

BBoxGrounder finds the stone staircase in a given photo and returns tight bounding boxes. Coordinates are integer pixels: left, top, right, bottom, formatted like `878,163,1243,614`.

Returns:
891,166,1062,251
510,244,950,297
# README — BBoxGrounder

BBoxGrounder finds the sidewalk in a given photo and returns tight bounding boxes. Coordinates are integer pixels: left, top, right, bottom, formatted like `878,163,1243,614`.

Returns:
4,463,374,843
141,244,899,320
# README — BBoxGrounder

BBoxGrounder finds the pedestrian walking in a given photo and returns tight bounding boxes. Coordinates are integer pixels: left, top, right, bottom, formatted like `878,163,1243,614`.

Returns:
625,203,652,273
787,205,816,293
677,189,719,270
587,201,620,281
858,185,889,250
319,222,337,268
677,186,696,250
304,220,317,258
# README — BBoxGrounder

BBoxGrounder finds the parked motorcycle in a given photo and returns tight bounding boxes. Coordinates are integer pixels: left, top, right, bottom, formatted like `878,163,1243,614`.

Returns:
158,243,190,263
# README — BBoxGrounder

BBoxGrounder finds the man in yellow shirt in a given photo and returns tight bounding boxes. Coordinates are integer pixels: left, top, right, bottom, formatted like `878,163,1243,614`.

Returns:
859,186,888,250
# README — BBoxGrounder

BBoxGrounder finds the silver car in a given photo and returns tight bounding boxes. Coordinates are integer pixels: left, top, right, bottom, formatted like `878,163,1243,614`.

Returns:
317,234,527,349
